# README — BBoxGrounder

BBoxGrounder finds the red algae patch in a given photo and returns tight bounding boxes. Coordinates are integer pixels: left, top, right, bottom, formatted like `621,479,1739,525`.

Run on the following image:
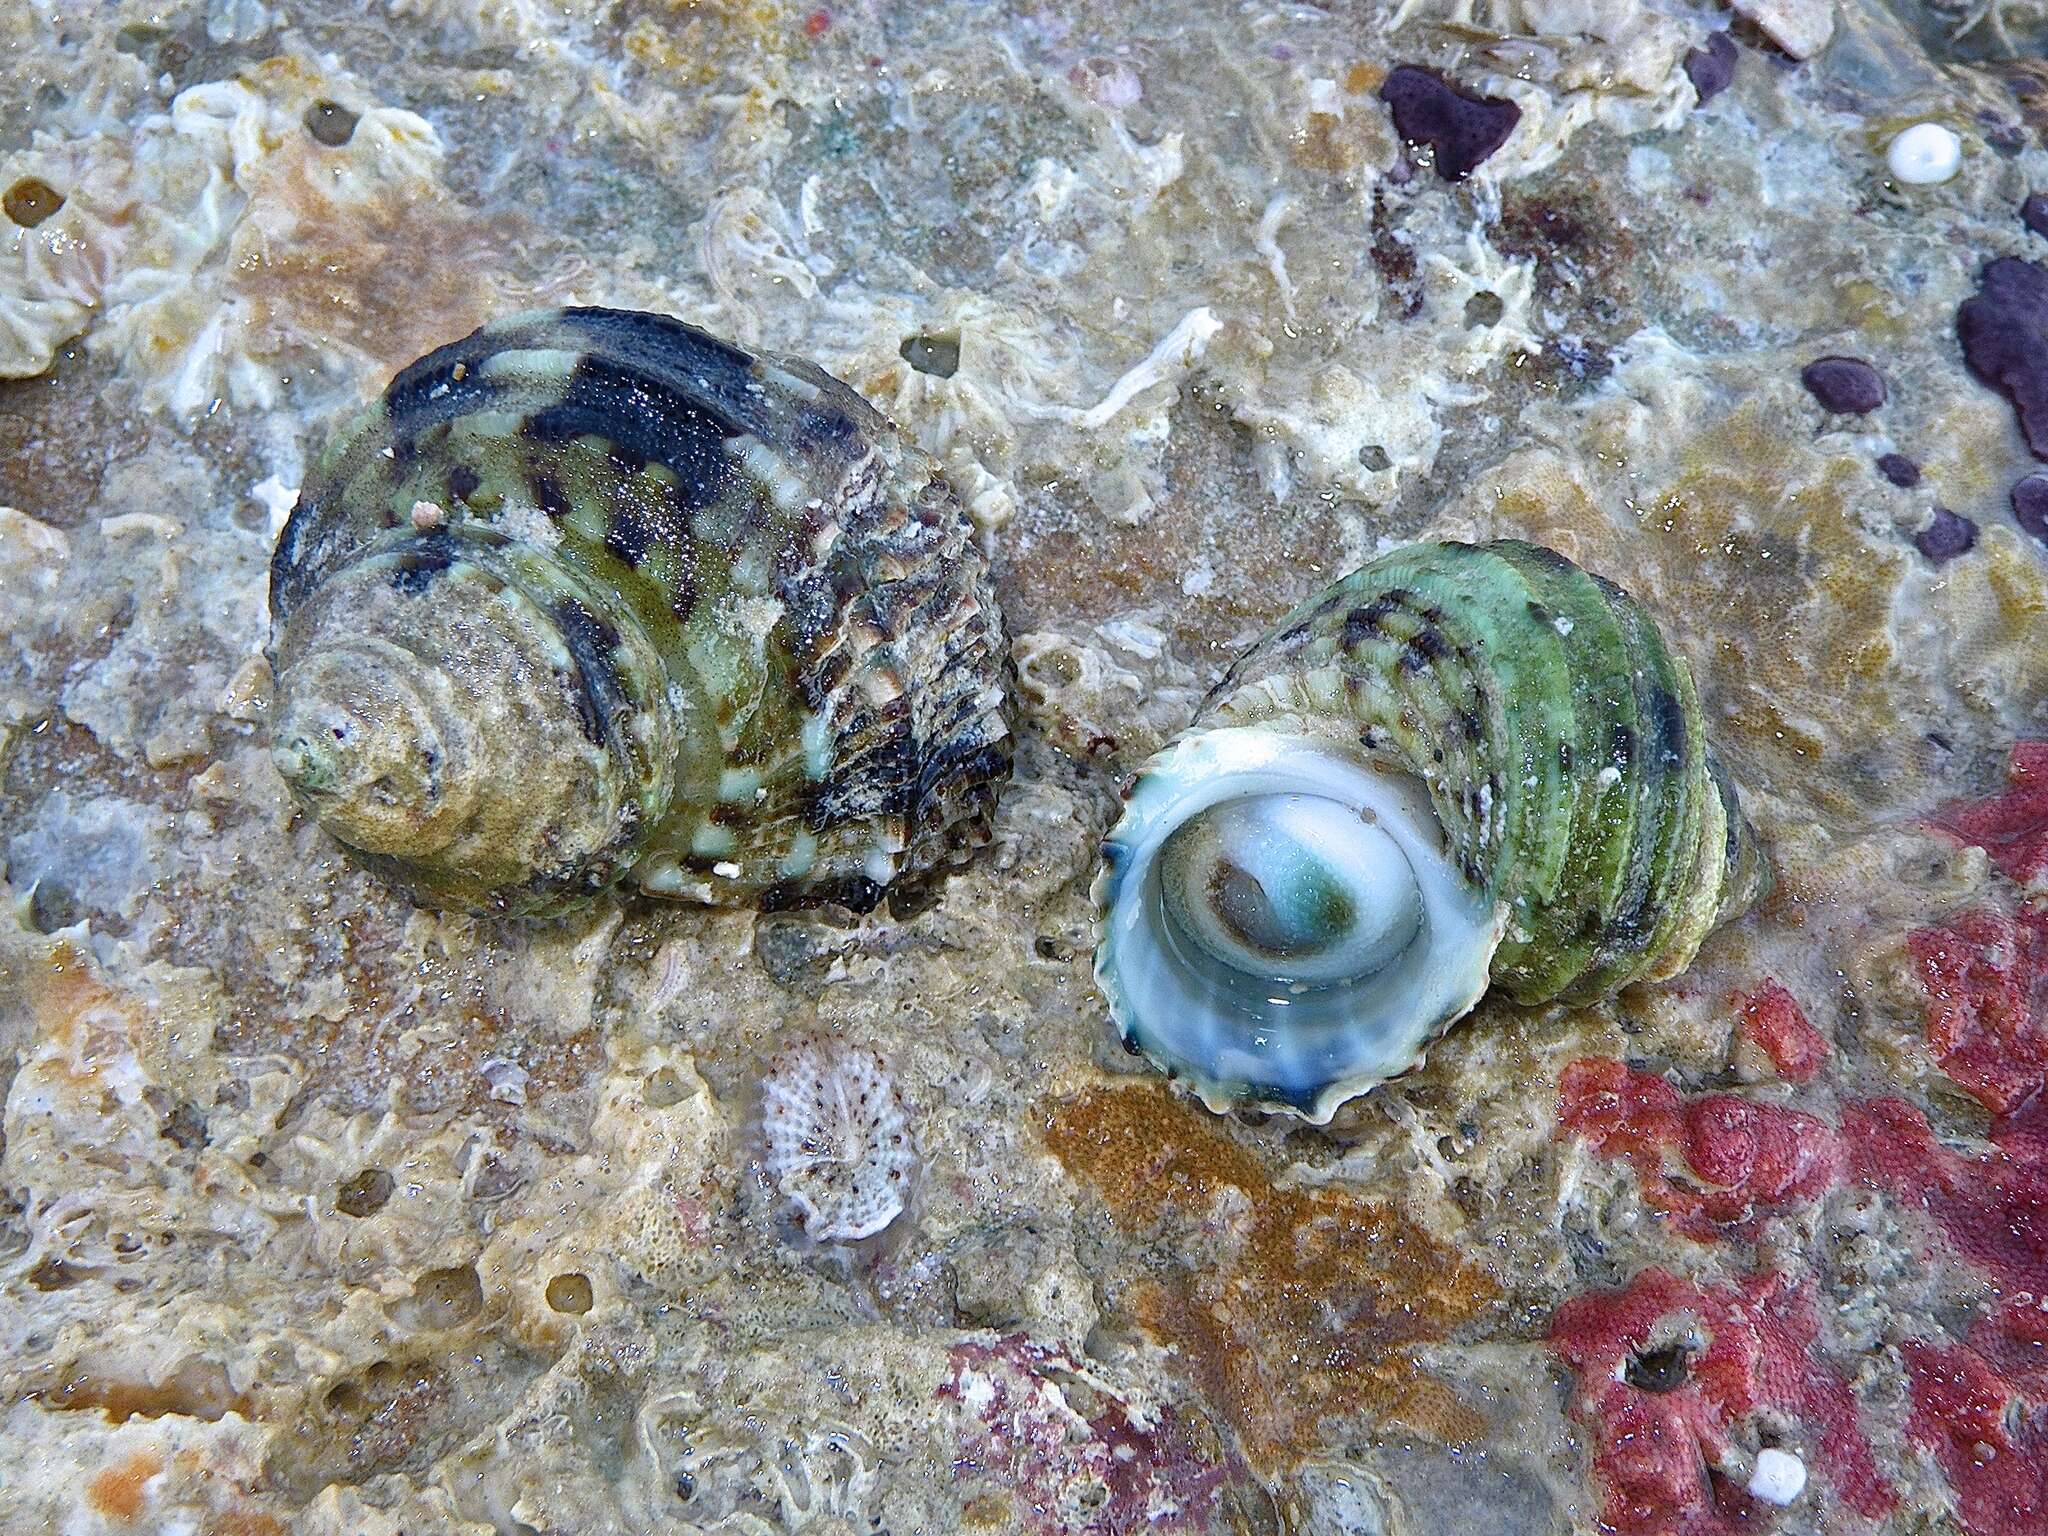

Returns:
1926,742,2048,890
1735,980,1830,1083
1902,1332,2048,1536
1550,1269,1896,1534
1844,1098,2048,1303
1041,1084,1499,1464
1557,1059,1843,1240
1905,905,2048,1117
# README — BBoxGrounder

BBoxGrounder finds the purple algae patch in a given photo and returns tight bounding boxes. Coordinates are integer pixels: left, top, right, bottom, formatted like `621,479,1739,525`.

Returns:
1913,507,1977,564
1957,257,2048,461
1379,66,1521,183
1877,452,1921,488
2024,193,2048,241
1801,356,1886,415
2015,474,2048,546
1685,33,1738,105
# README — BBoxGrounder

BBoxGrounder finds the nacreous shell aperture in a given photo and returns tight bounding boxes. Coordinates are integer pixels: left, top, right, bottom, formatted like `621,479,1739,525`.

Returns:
1093,539,1768,1124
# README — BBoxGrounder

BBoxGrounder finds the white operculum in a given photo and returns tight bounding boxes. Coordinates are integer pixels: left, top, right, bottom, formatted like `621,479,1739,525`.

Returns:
1094,725,1504,1122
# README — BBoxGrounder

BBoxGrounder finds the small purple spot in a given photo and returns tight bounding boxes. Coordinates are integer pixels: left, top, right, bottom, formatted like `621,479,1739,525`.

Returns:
1913,507,1977,564
1876,452,1921,488
2024,193,2048,241
1378,66,1521,183
1800,356,1886,415
1684,33,1738,106
2015,474,2048,545
1958,258,2048,461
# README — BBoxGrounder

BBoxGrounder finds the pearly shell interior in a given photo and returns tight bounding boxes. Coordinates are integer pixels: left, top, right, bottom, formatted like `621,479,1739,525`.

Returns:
1093,724,1504,1123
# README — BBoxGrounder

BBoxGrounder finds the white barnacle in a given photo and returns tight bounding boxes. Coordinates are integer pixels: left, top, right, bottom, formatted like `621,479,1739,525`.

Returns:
760,1036,917,1242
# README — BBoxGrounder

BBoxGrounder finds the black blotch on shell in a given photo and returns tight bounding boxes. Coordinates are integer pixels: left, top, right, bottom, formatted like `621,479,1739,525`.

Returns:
1645,687,1687,774
1684,33,1738,106
604,504,661,566
1378,66,1521,183
2024,193,2048,241
1957,257,2048,461
447,464,481,502
1877,453,1921,488
304,100,359,147
530,470,572,521
553,597,625,747
1800,356,1886,415
1914,507,1978,564
389,532,457,594
520,347,736,508
2014,474,2048,546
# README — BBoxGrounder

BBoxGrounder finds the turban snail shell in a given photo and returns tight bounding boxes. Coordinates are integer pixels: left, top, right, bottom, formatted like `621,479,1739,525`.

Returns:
268,308,1012,916
1092,540,1767,1123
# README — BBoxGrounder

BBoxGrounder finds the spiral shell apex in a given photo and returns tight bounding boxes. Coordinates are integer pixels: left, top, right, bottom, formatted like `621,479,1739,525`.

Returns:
267,308,1012,916
1092,540,1768,1124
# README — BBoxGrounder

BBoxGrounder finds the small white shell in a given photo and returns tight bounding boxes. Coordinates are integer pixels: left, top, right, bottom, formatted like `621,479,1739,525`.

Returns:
760,1037,916,1241
1886,123,1961,186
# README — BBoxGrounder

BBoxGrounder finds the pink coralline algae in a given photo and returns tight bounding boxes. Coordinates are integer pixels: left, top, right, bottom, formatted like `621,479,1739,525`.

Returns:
1735,981,1829,1083
1926,742,2048,890
1904,903,2048,1117
938,1335,1235,1535
1550,1269,1897,1535
1556,1058,1843,1240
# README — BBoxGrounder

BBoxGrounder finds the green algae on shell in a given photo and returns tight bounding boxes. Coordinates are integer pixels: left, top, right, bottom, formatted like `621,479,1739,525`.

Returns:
1093,539,1768,1123
268,307,1013,916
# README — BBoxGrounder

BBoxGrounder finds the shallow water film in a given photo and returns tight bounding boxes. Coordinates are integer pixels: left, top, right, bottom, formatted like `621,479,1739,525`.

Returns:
3,3,2048,1533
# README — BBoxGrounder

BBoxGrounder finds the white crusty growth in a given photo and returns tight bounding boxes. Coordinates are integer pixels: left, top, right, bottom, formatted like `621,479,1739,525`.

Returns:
760,1036,917,1242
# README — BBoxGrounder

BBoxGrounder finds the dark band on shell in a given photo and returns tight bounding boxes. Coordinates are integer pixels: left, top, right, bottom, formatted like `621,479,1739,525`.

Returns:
1094,540,1768,1122
268,307,1012,916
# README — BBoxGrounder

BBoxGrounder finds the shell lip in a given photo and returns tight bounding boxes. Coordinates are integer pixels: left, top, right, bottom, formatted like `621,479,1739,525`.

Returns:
1089,724,1504,1125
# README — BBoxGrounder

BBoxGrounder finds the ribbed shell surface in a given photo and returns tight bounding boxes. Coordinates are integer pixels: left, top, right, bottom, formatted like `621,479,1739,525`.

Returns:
1197,539,1766,1006
269,307,1012,914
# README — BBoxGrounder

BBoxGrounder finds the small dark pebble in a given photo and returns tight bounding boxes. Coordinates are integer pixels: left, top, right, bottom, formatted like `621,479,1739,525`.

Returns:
1684,33,1738,106
3,176,63,228
2025,193,2048,241
1876,452,1921,488
1957,257,2048,461
1378,66,1521,183
2015,473,2048,545
304,99,359,147
1801,356,1886,415
900,332,961,378
1914,507,1978,564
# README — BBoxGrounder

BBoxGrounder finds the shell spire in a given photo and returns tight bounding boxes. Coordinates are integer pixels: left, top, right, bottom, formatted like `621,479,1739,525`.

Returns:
1093,539,1767,1123
268,308,1012,916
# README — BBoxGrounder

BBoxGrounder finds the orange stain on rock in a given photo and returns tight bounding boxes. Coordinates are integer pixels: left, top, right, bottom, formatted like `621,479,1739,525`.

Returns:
86,1449,164,1521
1042,1084,1499,1465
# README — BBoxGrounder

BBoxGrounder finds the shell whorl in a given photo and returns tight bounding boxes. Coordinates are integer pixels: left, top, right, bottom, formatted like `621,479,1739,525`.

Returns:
268,308,1012,916
1092,539,1767,1122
